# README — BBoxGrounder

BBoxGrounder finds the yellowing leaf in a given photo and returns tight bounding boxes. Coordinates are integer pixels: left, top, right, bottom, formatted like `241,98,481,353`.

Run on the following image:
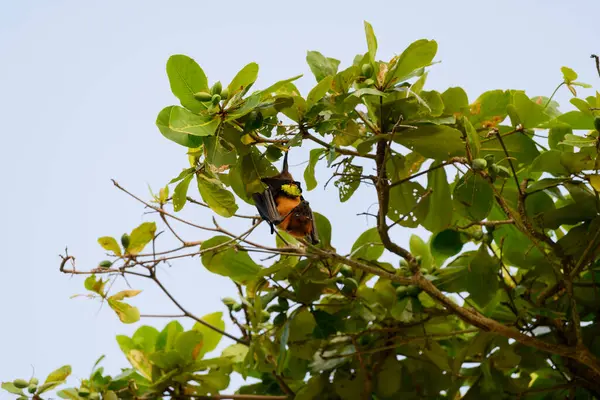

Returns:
97,236,122,256
44,365,72,384
108,290,142,302
589,175,600,192
108,299,140,324
127,222,156,255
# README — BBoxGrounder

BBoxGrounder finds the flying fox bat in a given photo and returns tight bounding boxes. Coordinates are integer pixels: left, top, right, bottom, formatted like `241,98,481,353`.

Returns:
252,151,319,244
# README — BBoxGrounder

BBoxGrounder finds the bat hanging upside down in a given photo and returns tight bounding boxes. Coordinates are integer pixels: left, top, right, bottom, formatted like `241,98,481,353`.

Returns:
252,151,319,244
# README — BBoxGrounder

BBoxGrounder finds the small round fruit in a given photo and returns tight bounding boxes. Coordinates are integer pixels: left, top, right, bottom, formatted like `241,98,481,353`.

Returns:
496,165,511,178
211,81,222,95
483,154,495,164
399,259,409,268
99,260,112,269
363,78,375,86
260,310,270,323
471,158,487,171
121,233,130,249
232,303,243,312
13,379,28,389
211,94,221,104
221,297,236,309
489,164,500,174
361,63,374,77
339,265,353,278
193,91,213,102
29,378,38,386
396,286,410,299
335,276,344,284
273,313,287,326
28,384,37,394
78,388,90,397
342,277,358,290
89,393,100,400
406,286,421,297
245,110,264,131
594,116,600,132
220,88,229,100
277,297,289,309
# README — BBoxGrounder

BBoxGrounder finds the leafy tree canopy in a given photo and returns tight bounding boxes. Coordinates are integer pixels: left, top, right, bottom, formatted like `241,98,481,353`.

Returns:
6,22,600,399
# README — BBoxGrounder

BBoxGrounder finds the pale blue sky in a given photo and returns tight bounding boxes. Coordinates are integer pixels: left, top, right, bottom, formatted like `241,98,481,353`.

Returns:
1,0,599,395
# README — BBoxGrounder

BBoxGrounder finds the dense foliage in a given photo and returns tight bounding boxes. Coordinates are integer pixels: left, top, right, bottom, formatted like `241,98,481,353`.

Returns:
5,22,600,399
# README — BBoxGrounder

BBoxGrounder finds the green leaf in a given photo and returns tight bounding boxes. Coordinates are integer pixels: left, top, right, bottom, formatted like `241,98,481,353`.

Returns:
166,55,209,113
175,330,204,361
173,172,194,212
388,39,438,84
466,246,499,307
334,164,362,202
304,149,325,191
453,173,493,220
561,66,577,83
127,222,156,255
410,234,434,271
1,382,24,395
364,21,377,62
197,172,238,218
306,51,340,82
84,274,105,295
132,326,160,354
442,87,469,115
156,320,184,351
560,133,597,148
45,365,72,384
97,236,122,256
57,388,80,399
553,110,595,130
108,299,140,324
529,150,569,175
507,91,550,128
391,297,414,322
228,62,259,97
468,90,510,128
394,125,465,159
422,341,451,371
422,166,453,232
351,227,384,261
156,106,204,148
431,229,464,258
307,75,333,109
201,235,260,282
375,355,403,397
193,312,225,358
313,212,332,249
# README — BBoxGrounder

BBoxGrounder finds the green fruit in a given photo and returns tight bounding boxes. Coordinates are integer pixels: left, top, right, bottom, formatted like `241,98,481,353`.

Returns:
361,63,374,77
391,281,402,288
273,313,287,326
339,265,353,278
193,91,213,102
89,393,100,400
245,110,264,131
13,379,28,389
396,286,410,298
29,378,38,386
78,388,90,397
211,81,222,95
335,276,344,284
17,397,28,400
363,78,375,85
28,383,37,394
415,256,422,266
99,260,112,269
595,116,600,132
277,297,289,309
211,94,221,104
221,297,237,308
406,286,421,297
496,165,511,178
121,233,130,250
483,154,495,164
358,334,374,346
396,285,420,298
342,277,358,290
399,259,409,268
220,88,229,100
232,303,243,312
471,158,487,171
260,310,270,323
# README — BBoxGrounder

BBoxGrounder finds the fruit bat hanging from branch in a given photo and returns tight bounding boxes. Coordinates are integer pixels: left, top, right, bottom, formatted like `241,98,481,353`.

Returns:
252,151,319,244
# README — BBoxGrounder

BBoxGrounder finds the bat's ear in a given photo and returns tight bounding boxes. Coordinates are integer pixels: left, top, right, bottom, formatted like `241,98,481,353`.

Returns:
294,181,303,192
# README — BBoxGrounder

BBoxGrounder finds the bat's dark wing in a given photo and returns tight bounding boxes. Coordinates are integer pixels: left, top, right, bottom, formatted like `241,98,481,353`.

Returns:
252,189,281,234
